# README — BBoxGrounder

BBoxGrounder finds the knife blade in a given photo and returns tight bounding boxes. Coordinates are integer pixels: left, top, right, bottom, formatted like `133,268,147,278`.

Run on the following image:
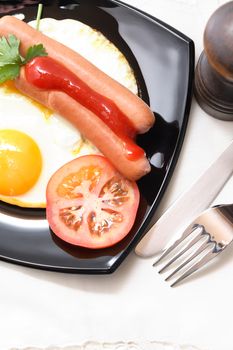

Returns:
135,140,233,257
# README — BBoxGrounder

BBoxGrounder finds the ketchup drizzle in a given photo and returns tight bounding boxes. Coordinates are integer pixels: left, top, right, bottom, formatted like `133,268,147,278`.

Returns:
25,56,144,160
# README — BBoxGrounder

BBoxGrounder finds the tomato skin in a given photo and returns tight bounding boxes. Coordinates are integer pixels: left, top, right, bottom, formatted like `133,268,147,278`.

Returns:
46,155,140,249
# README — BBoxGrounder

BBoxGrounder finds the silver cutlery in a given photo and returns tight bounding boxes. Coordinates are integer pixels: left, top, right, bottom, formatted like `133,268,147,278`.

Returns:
153,203,233,287
135,140,233,257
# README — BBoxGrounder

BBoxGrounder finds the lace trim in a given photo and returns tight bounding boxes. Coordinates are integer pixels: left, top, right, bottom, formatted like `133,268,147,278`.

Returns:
11,340,205,350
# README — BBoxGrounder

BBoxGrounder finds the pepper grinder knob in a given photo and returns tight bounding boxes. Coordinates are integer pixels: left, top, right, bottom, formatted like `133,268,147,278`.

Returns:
194,1,233,121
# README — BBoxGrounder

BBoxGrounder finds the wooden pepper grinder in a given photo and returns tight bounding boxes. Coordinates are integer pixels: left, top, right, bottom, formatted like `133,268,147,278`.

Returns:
194,1,233,121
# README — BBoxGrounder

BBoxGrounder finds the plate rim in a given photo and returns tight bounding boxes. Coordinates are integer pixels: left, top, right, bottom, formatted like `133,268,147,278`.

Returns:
105,0,195,274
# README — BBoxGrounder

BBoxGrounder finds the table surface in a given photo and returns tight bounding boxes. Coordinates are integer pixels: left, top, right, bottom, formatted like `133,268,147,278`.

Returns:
1,1,233,350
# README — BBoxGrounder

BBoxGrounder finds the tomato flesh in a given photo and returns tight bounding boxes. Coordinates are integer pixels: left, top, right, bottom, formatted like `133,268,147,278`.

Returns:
46,155,140,249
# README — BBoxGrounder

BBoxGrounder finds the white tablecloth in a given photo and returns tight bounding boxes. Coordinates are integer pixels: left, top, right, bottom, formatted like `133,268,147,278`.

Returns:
1,1,233,350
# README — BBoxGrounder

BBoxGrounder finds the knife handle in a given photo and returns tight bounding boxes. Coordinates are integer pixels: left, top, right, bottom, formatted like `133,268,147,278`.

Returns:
135,140,233,257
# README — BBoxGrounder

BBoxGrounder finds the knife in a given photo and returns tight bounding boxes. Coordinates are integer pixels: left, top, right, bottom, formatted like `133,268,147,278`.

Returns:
135,140,233,257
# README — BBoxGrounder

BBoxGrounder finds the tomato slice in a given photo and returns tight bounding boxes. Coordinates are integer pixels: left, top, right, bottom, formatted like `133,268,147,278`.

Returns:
46,155,140,249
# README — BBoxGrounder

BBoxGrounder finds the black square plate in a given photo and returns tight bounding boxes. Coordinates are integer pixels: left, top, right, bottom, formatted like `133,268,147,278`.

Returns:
0,0,194,274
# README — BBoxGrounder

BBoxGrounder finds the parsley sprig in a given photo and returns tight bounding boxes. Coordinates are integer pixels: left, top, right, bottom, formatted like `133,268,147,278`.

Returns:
0,35,47,84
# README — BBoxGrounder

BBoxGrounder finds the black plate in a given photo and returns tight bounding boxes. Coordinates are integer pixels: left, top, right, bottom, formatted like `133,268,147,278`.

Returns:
0,0,194,273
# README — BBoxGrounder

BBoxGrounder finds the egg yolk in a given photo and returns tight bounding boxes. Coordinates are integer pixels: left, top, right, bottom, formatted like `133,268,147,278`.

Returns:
0,129,42,196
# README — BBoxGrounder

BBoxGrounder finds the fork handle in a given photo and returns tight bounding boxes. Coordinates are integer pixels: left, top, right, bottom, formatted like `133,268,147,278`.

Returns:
135,140,233,257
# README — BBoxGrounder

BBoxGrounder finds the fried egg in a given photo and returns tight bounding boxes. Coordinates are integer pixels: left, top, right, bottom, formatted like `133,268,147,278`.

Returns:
0,18,138,208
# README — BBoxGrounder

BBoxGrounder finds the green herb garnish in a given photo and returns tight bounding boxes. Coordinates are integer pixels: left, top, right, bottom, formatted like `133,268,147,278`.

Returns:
0,35,47,84
36,3,43,31
23,44,47,64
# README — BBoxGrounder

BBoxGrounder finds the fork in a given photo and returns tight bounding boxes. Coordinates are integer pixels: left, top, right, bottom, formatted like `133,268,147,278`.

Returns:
153,203,233,287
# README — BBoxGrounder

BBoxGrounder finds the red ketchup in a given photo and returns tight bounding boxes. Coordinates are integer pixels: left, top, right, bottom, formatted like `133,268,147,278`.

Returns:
25,56,145,161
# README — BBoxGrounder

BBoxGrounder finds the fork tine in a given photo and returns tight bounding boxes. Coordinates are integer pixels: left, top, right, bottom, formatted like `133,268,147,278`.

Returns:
153,223,197,266
158,226,204,274
170,248,218,287
165,239,211,281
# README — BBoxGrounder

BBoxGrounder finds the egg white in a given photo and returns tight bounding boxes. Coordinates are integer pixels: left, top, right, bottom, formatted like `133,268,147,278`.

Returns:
0,18,138,208
0,88,99,207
